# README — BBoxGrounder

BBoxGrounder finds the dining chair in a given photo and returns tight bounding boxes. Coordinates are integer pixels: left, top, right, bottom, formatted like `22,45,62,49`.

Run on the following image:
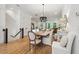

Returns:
28,31,41,53
42,30,53,46
52,32,75,54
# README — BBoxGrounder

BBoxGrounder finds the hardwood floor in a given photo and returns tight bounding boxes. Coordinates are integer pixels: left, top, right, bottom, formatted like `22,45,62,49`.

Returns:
0,36,52,54
27,44,52,54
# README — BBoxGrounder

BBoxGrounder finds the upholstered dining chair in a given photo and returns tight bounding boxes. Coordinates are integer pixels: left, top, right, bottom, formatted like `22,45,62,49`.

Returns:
28,31,41,53
52,32,76,54
42,30,53,46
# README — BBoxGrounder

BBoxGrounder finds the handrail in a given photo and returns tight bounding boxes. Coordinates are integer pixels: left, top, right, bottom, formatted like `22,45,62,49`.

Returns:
10,30,22,38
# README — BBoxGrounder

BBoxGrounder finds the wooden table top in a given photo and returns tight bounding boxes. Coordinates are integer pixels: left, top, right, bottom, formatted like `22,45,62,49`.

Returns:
35,30,53,36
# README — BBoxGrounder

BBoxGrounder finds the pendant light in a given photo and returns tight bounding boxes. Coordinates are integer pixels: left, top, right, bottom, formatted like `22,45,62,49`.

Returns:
40,4,47,22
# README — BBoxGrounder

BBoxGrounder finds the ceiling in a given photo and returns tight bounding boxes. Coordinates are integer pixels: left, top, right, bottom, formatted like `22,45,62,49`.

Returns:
19,4,64,18
6,4,67,21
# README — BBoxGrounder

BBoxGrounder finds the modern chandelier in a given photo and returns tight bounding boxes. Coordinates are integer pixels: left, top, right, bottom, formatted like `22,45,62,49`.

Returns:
40,4,47,22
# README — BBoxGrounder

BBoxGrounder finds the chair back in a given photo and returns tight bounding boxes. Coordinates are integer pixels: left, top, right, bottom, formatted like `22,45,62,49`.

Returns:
66,32,75,53
49,31,53,45
42,30,53,46
71,33,79,54
28,31,36,41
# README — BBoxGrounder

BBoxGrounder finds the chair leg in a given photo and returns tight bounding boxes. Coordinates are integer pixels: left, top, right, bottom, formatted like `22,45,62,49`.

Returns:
30,45,34,53
34,45,36,54
29,44,31,51
40,37,43,46
29,44,36,54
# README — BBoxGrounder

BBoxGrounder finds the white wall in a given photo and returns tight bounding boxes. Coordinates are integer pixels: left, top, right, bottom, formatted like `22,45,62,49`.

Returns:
5,4,31,42
68,5,79,33
2,4,32,42
0,5,6,43
61,4,79,33
6,13,20,41
6,5,21,42
20,10,31,36
62,5,71,18
5,4,32,42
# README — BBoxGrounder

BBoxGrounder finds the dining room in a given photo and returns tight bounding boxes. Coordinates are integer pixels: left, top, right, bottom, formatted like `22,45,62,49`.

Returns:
1,0,79,59
0,4,79,54
27,4,78,54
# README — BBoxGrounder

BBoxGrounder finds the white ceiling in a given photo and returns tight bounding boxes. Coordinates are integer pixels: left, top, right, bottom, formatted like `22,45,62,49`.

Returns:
20,4,64,18
6,4,67,20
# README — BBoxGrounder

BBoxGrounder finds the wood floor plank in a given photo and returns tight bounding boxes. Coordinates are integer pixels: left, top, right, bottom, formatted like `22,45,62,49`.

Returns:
0,36,52,54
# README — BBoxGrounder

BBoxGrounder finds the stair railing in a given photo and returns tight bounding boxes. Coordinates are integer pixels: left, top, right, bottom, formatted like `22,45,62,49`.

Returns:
10,28,24,38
